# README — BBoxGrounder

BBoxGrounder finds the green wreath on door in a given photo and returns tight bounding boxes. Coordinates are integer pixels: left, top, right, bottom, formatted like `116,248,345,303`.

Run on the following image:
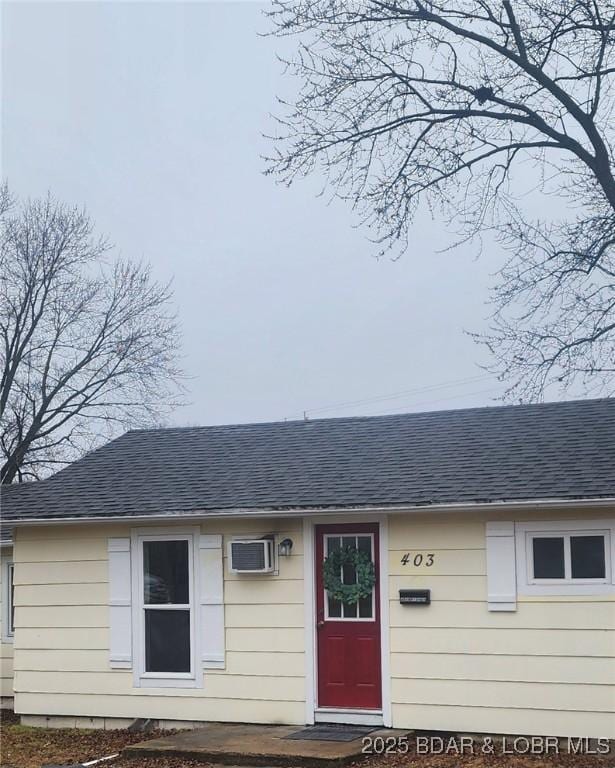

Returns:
322,546,376,605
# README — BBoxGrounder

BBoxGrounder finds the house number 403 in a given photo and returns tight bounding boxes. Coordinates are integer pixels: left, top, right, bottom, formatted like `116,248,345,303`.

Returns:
401,552,435,567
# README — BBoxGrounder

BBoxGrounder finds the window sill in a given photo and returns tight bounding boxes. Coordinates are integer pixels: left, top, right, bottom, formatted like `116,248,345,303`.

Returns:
518,582,615,597
136,675,201,689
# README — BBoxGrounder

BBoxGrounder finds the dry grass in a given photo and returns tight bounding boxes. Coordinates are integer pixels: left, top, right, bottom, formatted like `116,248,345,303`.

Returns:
0,712,175,768
351,744,613,768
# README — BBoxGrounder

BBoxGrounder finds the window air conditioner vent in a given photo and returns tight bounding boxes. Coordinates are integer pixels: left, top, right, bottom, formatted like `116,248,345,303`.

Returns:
229,539,274,573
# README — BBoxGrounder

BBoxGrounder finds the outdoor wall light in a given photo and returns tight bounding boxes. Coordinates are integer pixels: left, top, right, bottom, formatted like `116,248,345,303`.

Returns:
278,538,294,557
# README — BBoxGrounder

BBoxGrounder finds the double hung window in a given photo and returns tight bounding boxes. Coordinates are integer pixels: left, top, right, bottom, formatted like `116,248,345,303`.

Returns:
135,533,196,685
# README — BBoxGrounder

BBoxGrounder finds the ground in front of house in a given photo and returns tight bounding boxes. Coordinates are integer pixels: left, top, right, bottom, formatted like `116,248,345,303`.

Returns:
1,712,613,768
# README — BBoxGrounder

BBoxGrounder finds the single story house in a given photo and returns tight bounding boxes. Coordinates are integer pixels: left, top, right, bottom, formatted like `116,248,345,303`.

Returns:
1,398,614,738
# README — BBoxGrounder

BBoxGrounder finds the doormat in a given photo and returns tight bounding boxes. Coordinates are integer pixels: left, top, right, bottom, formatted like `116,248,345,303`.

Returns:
285,725,376,742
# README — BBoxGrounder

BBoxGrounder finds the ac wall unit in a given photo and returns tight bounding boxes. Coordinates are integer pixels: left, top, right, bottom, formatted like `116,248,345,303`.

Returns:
228,538,274,573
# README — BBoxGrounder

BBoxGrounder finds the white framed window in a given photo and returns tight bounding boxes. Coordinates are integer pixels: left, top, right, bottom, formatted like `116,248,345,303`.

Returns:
2,559,14,642
516,520,615,597
131,527,201,688
528,531,609,584
323,533,375,621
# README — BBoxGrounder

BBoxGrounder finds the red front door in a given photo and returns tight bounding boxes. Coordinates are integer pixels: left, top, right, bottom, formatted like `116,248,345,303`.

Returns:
315,523,382,710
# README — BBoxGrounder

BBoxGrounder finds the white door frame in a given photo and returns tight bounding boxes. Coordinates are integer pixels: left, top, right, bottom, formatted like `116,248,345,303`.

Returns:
303,514,391,727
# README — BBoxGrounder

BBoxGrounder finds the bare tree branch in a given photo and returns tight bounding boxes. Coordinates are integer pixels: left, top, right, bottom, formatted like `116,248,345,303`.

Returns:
266,0,615,399
0,189,185,483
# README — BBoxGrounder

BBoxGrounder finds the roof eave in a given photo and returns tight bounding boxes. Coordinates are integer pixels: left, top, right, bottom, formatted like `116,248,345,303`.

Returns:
4,495,615,530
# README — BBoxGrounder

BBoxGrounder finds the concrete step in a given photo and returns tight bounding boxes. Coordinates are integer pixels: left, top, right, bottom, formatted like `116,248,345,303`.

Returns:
122,723,410,767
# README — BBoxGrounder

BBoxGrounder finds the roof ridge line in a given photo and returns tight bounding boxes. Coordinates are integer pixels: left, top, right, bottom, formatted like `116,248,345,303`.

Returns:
126,396,614,434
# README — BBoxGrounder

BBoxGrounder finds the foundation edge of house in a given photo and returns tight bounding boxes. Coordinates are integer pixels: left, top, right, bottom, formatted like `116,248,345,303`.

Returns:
13,714,615,758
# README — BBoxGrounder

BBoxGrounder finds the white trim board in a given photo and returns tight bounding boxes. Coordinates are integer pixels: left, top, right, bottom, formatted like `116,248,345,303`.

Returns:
378,515,392,728
8,496,615,529
1,557,14,644
303,518,316,726
314,709,384,727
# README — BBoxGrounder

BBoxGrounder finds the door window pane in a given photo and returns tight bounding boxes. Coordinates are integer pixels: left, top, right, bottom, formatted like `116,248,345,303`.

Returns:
145,609,190,672
327,537,340,555
357,536,371,555
358,595,373,619
571,536,606,579
342,559,356,586
327,595,342,618
144,540,189,604
533,537,565,579
341,535,358,619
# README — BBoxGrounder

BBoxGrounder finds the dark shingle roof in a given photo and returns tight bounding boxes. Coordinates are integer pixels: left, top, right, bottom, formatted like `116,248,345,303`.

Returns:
1,398,614,523
0,484,23,543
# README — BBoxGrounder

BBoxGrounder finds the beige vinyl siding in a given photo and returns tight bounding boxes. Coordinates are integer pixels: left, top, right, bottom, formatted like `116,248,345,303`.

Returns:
11,506,615,737
13,520,305,725
392,704,615,740
388,509,615,738
15,691,305,724
0,547,14,701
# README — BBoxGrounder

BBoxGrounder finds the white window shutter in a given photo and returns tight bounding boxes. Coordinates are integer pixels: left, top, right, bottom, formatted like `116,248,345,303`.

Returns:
199,534,225,668
108,538,132,667
486,522,517,611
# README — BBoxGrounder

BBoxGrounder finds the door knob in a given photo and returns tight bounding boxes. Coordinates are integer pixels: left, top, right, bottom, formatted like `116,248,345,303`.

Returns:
317,619,325,628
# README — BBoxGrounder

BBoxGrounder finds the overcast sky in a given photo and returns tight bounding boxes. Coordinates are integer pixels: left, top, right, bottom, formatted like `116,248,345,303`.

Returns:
2,1,535,427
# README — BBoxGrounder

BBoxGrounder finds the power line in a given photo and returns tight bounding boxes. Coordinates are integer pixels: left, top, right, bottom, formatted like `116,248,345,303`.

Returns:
364,386,504,416
308,374,491,414
286,373,494,421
